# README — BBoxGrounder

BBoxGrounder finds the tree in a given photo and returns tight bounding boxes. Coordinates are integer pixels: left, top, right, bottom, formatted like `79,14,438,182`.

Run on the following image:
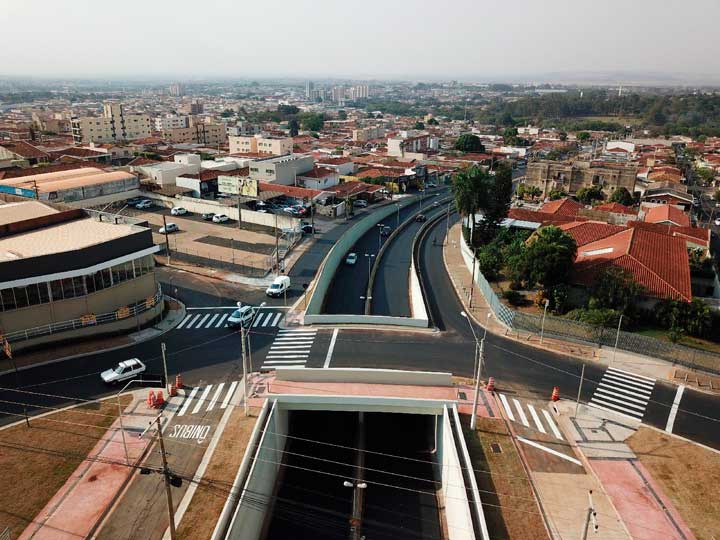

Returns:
288,118,299,137
558,131,568,141
454,134,485,153
414,121,425,130
277,104,299,116
714,189,720,204
427,117,439,126
477,244,503,280
476,163,513,243
503,127,519,145
577,131,591,142
338,109,348,120
609,187,634,206
452,168,483,245
589,267,644,315
548,189,567,201
521,226,577,288
576,185,604,205
300,113,324,131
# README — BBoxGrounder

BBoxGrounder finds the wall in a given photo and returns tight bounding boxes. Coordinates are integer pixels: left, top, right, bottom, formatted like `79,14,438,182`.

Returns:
274,367,452,386
303,312,428,327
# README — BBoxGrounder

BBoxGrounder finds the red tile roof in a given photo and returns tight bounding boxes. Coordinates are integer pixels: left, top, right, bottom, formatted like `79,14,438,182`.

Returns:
540,197,584,217
507,208,584,225
643,205,690,227
257,182,323,199
559,221,626,247
299,166,337,179
0,140,50,160
317,157,351,165
180,168,249,181
627,221,709,248
593,202,637,215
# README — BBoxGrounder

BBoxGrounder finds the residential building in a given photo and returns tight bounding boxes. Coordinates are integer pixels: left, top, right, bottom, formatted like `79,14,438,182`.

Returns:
387,132,440,158
154,115,190,131
71,102,152,144
180,100,204,115
305,81,314,99
524,160,638,198
161,122,227,145
132,154,201,186
168,83,183,97
298,166,339,190
229,134,293,156
352,126,384,142
248,154,314,185
350,84,370,99
227,122,260,137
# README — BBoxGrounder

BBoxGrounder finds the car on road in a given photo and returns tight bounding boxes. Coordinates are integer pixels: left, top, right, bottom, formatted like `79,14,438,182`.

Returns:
432,201,440,207
426,182,437,188
415,214,427,222
159,223,178,234
345,252,358,265
202,212,216,221
171,207,188,216
715,218,720,227
380,226,392,237
266,275,291,297
227,305,259,328
101,358,146,384
353,199,368,208
301,224,316,234
135,199,153,209
212,214,229,223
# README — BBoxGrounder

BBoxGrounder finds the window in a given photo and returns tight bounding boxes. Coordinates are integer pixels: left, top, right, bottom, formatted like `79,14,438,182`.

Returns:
50,280,63,301
0,288,16,311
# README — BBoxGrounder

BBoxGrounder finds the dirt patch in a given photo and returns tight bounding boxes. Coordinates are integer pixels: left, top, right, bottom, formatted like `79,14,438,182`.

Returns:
175,406,260,540
627,427,720,539
0,395,131,539
462,415,549,540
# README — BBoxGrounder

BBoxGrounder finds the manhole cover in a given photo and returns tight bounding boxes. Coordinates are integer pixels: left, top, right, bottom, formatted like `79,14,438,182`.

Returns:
458,392,467,400
490,443,502,454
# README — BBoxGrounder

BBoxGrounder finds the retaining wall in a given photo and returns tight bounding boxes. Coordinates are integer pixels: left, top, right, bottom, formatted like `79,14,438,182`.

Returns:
275,367,452,386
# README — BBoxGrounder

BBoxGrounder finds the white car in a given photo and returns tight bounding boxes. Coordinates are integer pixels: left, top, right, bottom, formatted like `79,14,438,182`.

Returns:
353,200,368,208
170,207,188,216
212,214,229,223
714,218,720,227
159,223,178,234
101,358,146,384
135,200,153,209
227,305,258,328
345,252,358,265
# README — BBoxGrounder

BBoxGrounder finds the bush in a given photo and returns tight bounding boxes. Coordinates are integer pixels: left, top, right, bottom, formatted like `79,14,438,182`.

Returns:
565,308,621,328
477,244,503,281
502,290,523,306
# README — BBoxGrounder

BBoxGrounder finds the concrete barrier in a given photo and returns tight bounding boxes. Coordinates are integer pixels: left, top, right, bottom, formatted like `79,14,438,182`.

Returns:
275,367,452,386
303,312,428,327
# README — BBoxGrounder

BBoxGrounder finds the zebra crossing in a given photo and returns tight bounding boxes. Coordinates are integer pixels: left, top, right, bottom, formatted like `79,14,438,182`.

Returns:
177,380,239,417
497,393,564,440
175,309,284,331
589,367,655,421
261,327,318,370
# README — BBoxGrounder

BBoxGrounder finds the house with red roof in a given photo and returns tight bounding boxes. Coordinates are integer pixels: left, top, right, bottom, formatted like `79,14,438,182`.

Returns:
642,204,691,227
540,197,584,217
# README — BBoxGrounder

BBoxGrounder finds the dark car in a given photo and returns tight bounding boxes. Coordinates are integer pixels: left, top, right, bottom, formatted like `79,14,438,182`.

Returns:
301,224,316,234
202,212,216,221
415,214,427,222
380,226,392,237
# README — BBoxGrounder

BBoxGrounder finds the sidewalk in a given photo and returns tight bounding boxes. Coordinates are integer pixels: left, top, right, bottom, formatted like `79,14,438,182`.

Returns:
442,222,680,384
18,389,175,540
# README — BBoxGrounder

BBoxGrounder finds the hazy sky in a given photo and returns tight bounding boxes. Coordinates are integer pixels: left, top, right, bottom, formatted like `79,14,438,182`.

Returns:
3,0,720,82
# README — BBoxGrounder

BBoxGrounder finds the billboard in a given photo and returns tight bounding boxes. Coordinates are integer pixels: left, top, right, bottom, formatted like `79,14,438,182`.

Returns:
218,176,258,197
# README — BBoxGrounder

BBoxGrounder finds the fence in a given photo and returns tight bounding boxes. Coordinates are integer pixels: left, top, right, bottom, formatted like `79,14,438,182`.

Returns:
459,231,720,375
3,284,163,344
0,528,9,540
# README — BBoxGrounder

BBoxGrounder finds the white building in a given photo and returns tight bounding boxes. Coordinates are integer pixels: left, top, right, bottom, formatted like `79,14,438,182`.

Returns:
71,102,152,144
248,154,314,185
154,115,190,131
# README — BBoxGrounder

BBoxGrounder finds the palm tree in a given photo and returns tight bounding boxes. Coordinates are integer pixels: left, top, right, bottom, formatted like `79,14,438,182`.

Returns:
452,168,478,245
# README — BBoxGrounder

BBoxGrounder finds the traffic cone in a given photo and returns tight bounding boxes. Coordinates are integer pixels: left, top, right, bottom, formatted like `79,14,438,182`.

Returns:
551,386,560,402
155,391,165,408
487,377,495,392
168,384,177,397
175,374,183,389
147,390,156,408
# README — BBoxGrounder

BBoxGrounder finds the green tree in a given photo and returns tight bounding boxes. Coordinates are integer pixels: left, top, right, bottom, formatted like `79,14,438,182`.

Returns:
338,109,348,120
476,163,513,243
454,134,485,152
503,127,519,145
288,118,299,137
576,185,604,205
589,267,644,315
277,104,300,116
477,244,503,280
521,226,577,288
548,189,567,201
414,121,425,130
427,117,439,126
576,131,591,142
558,131,568,141
300,113,324,131
609,187,634,206
452,167,483,245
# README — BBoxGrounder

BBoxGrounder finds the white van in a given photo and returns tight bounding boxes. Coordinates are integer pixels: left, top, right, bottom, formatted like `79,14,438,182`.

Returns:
266,275,291,297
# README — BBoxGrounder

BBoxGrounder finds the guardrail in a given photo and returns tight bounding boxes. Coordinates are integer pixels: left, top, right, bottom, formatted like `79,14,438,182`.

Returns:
3,284,163,344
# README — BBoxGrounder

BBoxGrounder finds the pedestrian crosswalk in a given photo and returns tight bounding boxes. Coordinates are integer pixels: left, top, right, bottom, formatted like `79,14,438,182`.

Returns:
497,393,564,440
589,367,655,421
261,327,318,370
177,380,239,417
175,309,285,331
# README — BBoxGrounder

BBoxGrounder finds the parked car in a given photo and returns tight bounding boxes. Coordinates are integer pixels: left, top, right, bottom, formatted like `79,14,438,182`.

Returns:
345,252,358,265
212,214,229,223
266,275,291,297
101,358,146,384
353,199,368,208
301,224,316,234
126,197,143,206
281,207,297,215
415,214,427,222
715,218,720,227
426,182,437,188
170,207,188,216
135,199,153,209
227,305,258,328
202,212,216,221
159,223,178,234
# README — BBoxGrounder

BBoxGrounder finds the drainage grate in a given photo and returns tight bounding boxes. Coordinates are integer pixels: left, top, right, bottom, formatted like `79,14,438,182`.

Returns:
458,392,467,400
490,443,502,454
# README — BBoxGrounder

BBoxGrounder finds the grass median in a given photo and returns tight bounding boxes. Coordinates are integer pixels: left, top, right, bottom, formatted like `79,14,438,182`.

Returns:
0,395,131,539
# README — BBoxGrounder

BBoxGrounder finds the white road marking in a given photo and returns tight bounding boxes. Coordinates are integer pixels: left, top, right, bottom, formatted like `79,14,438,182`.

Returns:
517,436,582,466
279,329,317,335
274,337,315,343
527,404,546,433
215,314,228,328
607,366,655,383
594,387,649,406
598,380,652,398
176,315,193,330
591,392,646,411
177,387,198,417
603,373,654,391
184,314,201,329
261,314,272,327
588,399,643,419
665,385,685,434
196,314,210,329
324,328,339,368
542,410,563,440
207,383,224,411
265,354,309,359
192,385,212,414
498,394,515,422
220,381,239,410
270,344,312,350
205,314,219,328
276,332,316,337
263,360,307,365
252,314,264,327
270,313,283,326
513,398,529,427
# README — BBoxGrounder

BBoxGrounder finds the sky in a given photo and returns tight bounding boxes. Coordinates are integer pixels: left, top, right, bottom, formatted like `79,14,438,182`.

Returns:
2,0,720,83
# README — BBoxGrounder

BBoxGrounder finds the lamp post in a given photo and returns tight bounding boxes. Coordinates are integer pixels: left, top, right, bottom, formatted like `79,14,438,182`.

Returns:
612,314,624,363
364,253,375,281
395,203,400,228
240,301,265,416
343,480,367,540
376,223,384,251
116,378,161,464
461,311,489,430
540,299,550,343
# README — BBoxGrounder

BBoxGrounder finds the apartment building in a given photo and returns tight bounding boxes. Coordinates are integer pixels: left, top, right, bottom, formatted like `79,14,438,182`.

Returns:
525,160,638,197
229,134,293,156
161,122,227,145
71,102,152,143
387,132,440,157
248,154,314,185
154,115,190,131
352,126,384,142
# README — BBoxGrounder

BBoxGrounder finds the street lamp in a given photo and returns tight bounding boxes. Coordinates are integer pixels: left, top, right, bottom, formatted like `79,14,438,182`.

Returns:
239,301,265,416
394,203,400,228
461,311,490,430
117,377,161,464
376,223,384,251
540,299,550,344
343,480,367,539
364,253,375,279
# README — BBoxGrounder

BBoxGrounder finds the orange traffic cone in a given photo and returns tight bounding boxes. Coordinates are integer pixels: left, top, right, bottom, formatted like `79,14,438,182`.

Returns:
487,377,495,392
147,390,156,408
551,386,560,402
168,384,177,397
175,374,183,389
155,391,165,408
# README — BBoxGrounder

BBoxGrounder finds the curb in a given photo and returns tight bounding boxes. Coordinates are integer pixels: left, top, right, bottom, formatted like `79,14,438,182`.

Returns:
0,296,187,376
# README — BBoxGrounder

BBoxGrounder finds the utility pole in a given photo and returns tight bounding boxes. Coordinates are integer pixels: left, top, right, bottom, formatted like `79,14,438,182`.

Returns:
241,322,249,417
274,214,280,274
444,201,452,246
162,214,170,265
3,339,29,427
156,416,177,540
160,342,169,389
575,364,585,417
580,490,598,539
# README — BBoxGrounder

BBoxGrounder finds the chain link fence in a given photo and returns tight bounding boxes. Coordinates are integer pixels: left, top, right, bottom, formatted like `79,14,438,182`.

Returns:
460,232,720,375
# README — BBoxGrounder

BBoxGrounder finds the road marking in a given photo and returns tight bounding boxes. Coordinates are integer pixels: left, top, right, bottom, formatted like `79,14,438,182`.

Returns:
665,385,685,434
221,381,239,409
215,314,228,328
252,314,264,327
588,400,643,420
598,380,652,398
591,392,646,411
184,314,201,329
274,337,315,342
205,314,219,328
266,354,309,359
324,328,339,368
176,315,193,329
263,360,307,365
177,387,198,417
517,436,582,466
607,366,656,383
542,410,563,440
527,404,546,433
594,387,649,406
270,344,311,349
513,398,529,427
207,383,224,411
261,314,272,327
276,332,316,337
169,424,211,443
192,385,212,414
279,329,317,334
603,373,654,391
270,313,283,326
196,314,210,328
498,394,515,422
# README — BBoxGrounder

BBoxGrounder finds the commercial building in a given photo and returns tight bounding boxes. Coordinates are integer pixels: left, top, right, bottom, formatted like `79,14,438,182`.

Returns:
352,126,384,142
71,102,152,144
168,83,184,97
387,132,439,158
524,160,638,198
154,115,190,131
229,135,293,156
248,154,314,185
132,154,201,186
0,201,161,350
